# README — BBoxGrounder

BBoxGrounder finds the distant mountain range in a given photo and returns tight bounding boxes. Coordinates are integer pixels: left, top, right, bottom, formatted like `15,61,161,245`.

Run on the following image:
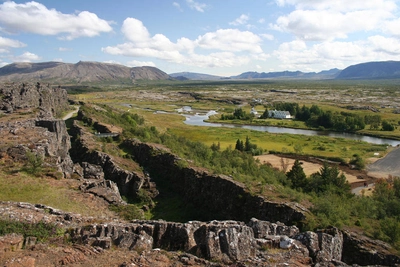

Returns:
0,60,400,83
230,68,341,80
0,61,171,83
169,72,223,81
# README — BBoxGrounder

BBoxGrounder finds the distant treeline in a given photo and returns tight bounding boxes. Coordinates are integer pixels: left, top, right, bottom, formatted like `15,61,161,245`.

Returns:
222,102,396,132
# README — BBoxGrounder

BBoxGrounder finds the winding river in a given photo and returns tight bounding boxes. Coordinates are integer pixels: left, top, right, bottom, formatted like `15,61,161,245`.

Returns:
183,111,400,147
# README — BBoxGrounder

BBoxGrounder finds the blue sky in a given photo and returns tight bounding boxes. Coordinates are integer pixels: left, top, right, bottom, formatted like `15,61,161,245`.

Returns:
0,0,400,76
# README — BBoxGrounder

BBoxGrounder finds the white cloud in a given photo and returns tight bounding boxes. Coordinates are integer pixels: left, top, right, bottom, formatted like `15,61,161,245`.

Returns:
0,36,26,51
383,18,400,38
13,52,41,62
272,0,396,41
195,29,263,53
229,14,249,26
185,52,251,68
0,1,113,40
368,35,400,55
186,0,207,12
58,47,72,52
273,36,400,71
173,2,183,11
121,18,151,44
276,0,397,12
126,60,156,67
103,18,266,69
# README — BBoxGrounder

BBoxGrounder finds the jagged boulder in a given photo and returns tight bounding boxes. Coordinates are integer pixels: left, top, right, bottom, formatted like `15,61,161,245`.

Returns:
193,220,256,262
294,227,345,265
294,231,320,259
80,179,125,205
342,230,400,266
248,218,300,238
81,162,104,179
315,227,343,263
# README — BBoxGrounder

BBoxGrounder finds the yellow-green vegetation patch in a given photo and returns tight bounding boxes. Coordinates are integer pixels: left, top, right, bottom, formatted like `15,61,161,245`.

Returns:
0,168,103,217
169,125,387,161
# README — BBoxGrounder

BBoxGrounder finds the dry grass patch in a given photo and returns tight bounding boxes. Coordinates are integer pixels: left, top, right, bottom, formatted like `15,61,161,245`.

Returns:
254,154,362,184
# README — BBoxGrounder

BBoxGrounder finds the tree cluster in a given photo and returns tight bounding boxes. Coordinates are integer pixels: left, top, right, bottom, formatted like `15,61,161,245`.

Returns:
221,108,254,120
286,160,350,196
260,102,395,132
234,136,262,155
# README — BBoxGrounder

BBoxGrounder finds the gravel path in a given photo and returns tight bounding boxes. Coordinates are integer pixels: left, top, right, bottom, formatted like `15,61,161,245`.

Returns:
62,105,79,120
367,146,400,178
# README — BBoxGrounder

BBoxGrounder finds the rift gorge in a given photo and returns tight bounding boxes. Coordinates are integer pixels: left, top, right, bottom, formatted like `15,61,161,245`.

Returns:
1,61,400,266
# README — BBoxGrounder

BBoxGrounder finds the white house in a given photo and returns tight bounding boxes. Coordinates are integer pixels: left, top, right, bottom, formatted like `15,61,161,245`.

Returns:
268,110,291,119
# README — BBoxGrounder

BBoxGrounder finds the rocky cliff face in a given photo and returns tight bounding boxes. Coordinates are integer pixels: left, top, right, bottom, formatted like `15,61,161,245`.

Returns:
69,121,157,201
0,82,73,177
122,139,308,225
0,82,69,118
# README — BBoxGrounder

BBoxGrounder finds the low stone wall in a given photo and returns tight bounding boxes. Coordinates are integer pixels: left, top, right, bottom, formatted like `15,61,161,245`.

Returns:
69,219,308,263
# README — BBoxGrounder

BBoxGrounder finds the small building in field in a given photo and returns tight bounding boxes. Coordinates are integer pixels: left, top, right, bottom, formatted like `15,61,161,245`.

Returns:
250,107,259,117
268,110,291,119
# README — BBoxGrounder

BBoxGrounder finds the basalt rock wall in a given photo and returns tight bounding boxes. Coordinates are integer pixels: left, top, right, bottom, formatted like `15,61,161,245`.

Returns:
35,119,74,175
0,82,69,118
0,82,73,177
69,121,151,198
122,139,308,225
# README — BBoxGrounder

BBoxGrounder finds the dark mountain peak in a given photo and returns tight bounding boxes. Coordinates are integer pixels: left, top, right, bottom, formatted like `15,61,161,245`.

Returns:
336,61,400,79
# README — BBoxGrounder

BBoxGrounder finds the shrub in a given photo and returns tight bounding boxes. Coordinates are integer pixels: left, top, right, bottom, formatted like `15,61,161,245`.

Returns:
109,204,144,220
23,151,44,176
0,220,63,242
